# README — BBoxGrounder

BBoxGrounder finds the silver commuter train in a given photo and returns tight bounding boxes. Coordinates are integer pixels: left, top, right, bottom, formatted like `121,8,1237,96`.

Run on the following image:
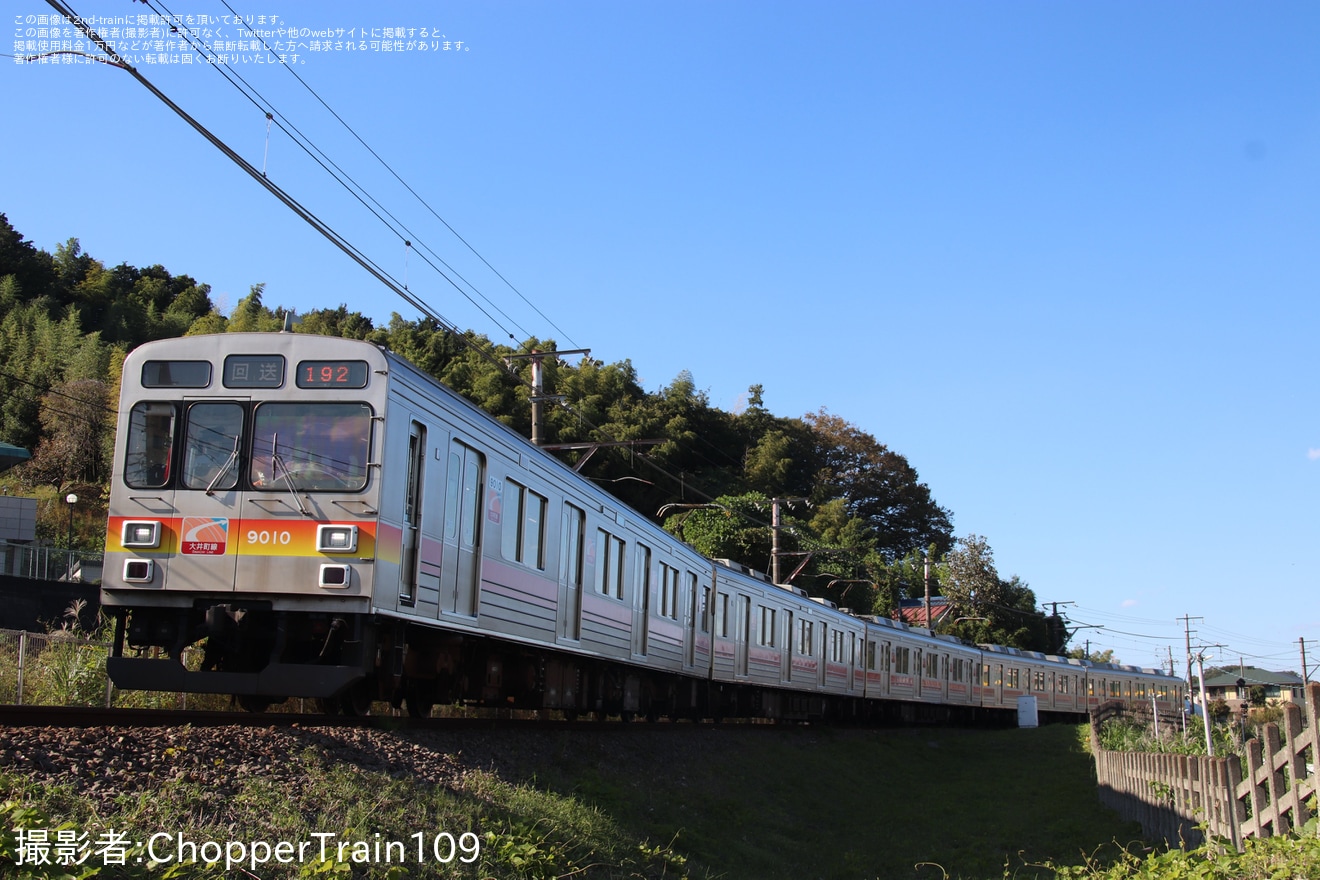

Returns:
102,332,1183,719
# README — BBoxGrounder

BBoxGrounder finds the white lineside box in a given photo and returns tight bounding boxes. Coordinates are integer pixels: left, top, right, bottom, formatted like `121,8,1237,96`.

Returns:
1017,695,1039,728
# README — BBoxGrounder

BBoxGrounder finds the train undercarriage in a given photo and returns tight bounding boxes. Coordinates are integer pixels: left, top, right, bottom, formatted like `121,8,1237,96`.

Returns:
106,602,1035,725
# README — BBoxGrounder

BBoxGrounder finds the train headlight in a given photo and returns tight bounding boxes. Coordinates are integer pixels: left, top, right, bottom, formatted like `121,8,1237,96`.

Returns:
121,520,161,549
319,564,351,589
123,559,155,583
316,524,359,553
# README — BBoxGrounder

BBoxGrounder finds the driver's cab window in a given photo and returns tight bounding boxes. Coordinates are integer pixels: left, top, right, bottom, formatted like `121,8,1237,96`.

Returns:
124,402,176,488
249,402,372,491
182,402,244,490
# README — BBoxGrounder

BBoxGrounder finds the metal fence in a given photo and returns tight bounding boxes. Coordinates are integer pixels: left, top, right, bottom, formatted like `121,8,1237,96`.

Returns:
0,540,104,583
0,628,319,712
0,627,115,707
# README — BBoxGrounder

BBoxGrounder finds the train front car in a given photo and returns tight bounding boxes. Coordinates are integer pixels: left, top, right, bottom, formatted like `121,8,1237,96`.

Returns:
103,333,387,711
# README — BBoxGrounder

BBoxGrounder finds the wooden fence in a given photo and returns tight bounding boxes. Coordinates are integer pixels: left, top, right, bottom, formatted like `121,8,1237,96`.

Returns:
1090,682,1319,849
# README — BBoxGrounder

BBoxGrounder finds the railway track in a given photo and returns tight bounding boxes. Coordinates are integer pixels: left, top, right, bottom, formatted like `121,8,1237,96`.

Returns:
0,704,772,731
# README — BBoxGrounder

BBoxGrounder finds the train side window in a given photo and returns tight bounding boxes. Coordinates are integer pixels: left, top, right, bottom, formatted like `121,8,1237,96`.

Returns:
502,480,547,570
182,403,243,490
125,402,177,489
798,620,814,656
893,646,909,675
866,641,877,671
657,563,681,619
924,651,939,678
593,529,625,599
697,583,710,633
716,593,729,637
759,607,776,647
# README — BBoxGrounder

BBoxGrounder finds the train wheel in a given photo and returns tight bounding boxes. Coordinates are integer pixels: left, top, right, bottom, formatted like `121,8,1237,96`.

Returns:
237,695,272,713
339,680,373,716
405,679,435,719
316,698,341,716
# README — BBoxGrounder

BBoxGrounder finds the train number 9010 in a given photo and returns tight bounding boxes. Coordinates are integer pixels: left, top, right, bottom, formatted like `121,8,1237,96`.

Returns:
247,529,293,546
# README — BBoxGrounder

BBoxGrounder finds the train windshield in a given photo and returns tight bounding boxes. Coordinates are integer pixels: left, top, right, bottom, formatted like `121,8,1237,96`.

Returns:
124,402,177,488
250,402,372,492
182,402,243,491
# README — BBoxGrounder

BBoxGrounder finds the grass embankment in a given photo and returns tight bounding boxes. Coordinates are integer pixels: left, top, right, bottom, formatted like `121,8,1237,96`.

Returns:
4,721,1152,879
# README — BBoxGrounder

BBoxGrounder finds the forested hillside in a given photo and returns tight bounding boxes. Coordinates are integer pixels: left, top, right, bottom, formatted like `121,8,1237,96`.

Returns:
0,213,1061,652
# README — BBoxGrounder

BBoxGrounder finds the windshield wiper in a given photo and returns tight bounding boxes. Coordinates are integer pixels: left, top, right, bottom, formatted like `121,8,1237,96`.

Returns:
270,432,310,516
204,436,240,496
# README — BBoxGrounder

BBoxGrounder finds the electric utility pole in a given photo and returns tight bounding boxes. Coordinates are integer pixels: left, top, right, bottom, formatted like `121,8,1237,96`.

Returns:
1178,614,1203,697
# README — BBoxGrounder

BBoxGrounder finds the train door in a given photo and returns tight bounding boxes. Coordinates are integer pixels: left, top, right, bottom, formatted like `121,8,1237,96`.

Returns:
397,422,425,608
735,593,750,677
683,571,699,668
632,543,651,656
782,611,794,683
440,439,483,616
174,399,245,592
557,503,584,641
818,623,828,688
880,640,891,697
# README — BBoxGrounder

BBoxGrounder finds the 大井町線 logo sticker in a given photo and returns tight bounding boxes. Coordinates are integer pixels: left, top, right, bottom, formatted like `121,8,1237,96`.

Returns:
181,516,228,555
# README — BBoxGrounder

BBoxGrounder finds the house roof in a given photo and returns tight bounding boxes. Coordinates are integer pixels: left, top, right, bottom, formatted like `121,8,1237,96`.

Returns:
1202,666,1304,688
894,596,953,628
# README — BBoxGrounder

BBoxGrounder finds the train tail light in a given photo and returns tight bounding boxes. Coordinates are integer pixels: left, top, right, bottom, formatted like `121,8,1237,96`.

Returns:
319,564,351,588
122,521,162,549
123,559,155,583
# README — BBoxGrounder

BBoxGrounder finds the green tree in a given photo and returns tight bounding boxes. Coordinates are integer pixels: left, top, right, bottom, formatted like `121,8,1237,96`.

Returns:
299,304,376,339
1067,646,1117,665
17,378,112,490
804,410,953,561
226,283,284,332
662,492,771,567
939,534,1053,651
0,213,57,309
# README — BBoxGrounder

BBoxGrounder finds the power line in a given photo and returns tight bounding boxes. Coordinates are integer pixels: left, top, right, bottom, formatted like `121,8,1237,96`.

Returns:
136,0,532,346
209,0,582,352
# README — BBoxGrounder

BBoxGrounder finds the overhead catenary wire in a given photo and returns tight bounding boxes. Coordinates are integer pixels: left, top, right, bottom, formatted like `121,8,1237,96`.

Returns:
210,0,582,352
135,0,531,346
37,0,745,524
41,0,515,370
32,2,940,557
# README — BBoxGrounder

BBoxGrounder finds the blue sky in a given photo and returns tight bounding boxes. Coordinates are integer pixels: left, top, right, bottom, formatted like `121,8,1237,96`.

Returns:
6,1,1318,675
